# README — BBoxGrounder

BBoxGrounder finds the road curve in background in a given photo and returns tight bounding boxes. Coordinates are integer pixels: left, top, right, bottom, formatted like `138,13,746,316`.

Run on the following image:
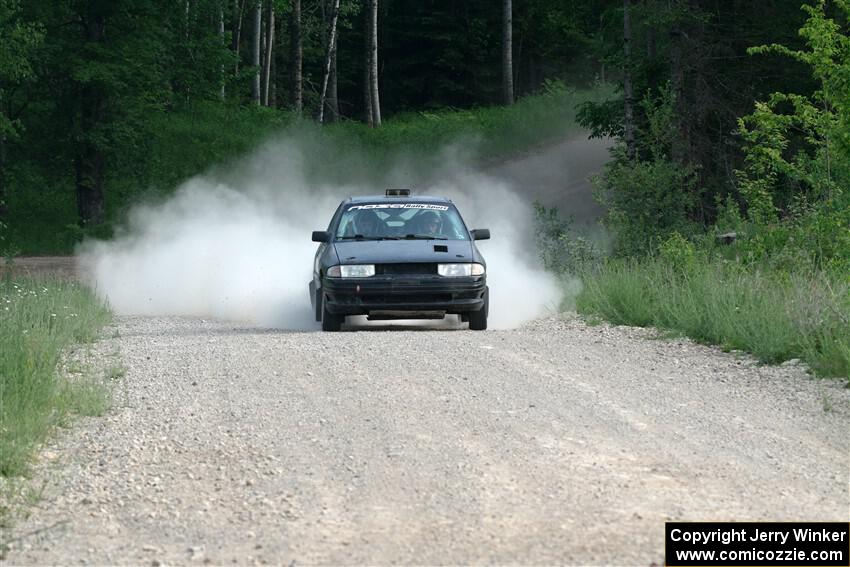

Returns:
489,134,612,225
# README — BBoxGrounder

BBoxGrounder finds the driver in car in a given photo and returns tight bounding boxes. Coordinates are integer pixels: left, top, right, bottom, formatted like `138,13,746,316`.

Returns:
418,211,443,237
355,210,383,237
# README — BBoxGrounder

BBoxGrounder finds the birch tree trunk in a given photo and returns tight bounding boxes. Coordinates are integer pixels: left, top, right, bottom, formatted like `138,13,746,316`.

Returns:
251,0,262,105
368,0,381,126
185,0,191,41
262,1,275,106
322,0,340,121
290,0,302,113
270,32,277,107
502,0,514,105
327,45,339,121
622,0,636,159
318,0,340,123
362,0,373,126
232,0,246,74
219,2,226,99
260,8,266,99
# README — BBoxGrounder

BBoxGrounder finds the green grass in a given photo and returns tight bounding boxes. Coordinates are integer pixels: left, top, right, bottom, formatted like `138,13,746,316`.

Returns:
0,277,112,477
576,256,850,380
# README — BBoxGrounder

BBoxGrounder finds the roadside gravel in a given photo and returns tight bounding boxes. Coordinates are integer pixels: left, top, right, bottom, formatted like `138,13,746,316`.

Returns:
3,314,848,565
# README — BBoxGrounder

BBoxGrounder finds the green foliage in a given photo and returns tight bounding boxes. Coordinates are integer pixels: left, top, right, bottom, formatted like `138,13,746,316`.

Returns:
591,87,701,255
579,0,815,230
658,231,696,274
534,202,603,275
736,0,850,266
0,278,112,476
0,0,44,140
5,102,295,254
594,152,698,255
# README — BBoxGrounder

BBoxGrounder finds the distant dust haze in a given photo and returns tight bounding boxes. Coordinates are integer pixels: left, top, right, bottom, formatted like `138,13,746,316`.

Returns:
78,129,607,330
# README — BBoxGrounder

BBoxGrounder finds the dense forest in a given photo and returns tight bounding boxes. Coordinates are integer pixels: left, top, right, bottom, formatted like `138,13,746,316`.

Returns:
3,0,844,240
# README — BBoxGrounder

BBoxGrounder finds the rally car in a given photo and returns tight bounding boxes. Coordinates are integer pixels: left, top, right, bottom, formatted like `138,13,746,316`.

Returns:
309,190,490,331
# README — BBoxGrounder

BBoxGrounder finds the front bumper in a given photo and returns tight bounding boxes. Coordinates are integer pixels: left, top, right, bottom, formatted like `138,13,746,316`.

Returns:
321,275,487,316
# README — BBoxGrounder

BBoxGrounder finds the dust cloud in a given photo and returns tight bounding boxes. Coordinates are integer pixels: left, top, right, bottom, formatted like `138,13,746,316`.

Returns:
78,130,571,330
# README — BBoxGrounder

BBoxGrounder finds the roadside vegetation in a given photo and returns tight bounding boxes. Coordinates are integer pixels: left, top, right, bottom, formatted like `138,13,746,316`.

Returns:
539,1,850,381
0,277,112,477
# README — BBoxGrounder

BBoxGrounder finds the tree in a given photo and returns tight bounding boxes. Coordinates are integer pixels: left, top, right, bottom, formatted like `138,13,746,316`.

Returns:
232,0,246,75
219,1,226,99
580,0,814,228
502,0,513,104
17,0,176,228
368,0,380,125
323,0,340,121
622,0,635,158
362,0,373,125
261,0,275,106
74,5,107,226
0,0,43,221
318,0,340,123
252,0,262,104
290,0,302,113
738,0,850,224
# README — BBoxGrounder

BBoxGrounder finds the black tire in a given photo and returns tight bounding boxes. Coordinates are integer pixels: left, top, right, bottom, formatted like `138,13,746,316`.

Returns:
314,288,322,322
468,288,488,331
321,294,343,332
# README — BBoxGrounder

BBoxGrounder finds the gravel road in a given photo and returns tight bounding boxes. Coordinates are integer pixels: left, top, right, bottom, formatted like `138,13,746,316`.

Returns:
4,314,848,565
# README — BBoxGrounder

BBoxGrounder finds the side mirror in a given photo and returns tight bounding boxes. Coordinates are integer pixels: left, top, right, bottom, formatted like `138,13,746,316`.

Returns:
312,231,330,243
471,229,490,241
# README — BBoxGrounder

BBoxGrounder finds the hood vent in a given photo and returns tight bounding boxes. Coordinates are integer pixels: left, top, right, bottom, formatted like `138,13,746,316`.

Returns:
434,244,448,253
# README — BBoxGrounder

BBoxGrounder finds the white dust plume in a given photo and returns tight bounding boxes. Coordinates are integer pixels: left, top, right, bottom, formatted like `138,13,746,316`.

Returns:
78,134,563,330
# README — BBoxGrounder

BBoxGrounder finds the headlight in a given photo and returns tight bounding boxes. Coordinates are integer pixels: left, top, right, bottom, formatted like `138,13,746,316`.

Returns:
438,263,485,277
327,264,375,278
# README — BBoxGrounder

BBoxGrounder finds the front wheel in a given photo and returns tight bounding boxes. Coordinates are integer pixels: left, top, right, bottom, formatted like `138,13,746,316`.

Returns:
314,287,322,322
321,295,343,332
468,288,488,331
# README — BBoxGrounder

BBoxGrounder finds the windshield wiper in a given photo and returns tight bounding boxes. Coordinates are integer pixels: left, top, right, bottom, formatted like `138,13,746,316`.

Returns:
336,235,398,241
403,234,448,240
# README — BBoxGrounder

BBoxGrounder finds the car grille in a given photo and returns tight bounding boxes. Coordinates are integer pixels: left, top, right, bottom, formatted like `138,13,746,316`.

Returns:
375,263,437,275
365,294,452,304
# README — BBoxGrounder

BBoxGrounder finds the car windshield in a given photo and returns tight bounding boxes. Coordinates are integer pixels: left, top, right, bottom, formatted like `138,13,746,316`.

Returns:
334,203,470,241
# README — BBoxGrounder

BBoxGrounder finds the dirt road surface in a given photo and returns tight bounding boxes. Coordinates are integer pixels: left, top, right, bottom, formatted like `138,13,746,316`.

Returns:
0,257,79,280
4,315,848,565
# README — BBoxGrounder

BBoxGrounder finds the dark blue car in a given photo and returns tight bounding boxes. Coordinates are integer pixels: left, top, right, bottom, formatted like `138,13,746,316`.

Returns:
309,190,490,331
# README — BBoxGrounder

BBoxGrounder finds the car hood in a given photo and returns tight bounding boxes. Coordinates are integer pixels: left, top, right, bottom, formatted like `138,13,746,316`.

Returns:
333,239,475,264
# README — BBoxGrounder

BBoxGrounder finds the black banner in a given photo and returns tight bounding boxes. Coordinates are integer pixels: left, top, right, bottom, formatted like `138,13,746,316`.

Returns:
666,522,850,566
